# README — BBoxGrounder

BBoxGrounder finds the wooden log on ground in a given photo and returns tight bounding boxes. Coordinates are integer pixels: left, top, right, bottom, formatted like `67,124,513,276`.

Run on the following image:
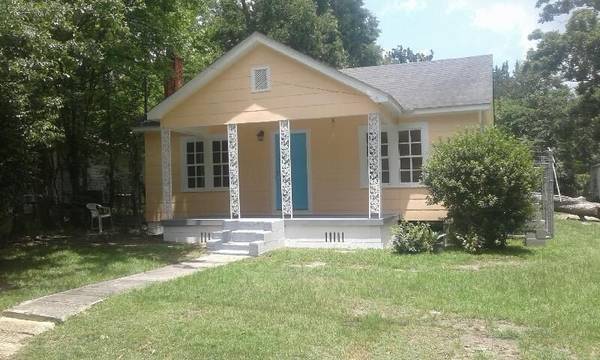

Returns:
553,195,600,220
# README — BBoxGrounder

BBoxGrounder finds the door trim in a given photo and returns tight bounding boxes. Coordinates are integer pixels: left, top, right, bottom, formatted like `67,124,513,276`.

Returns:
271,129,312,215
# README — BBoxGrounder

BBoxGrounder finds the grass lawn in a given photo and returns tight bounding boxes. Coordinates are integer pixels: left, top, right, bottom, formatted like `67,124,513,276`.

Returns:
0,231,202,312
16,219,600,359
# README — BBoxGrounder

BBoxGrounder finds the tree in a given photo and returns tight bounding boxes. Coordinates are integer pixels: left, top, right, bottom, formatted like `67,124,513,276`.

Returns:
383,45,433,64
207,0,381,67
526,8,600,194
536,0,600,22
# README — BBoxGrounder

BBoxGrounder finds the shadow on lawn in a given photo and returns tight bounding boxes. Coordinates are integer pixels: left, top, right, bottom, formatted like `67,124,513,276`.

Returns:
0,231,197,292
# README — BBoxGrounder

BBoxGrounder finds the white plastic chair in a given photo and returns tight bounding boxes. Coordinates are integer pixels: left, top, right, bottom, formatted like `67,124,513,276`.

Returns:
86,203,112,233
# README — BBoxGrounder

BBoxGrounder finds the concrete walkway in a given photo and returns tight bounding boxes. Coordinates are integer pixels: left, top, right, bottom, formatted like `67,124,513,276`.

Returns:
0,253,247,359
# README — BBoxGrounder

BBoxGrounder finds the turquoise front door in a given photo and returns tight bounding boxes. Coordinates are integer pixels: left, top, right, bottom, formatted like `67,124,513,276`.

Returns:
275,132,309,211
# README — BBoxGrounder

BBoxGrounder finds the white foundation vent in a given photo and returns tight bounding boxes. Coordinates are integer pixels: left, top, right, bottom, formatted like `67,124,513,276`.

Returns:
325,232,345,243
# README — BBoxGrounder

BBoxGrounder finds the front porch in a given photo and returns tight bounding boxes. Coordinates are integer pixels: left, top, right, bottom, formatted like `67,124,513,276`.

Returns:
162,215,399,256
152,111,395,255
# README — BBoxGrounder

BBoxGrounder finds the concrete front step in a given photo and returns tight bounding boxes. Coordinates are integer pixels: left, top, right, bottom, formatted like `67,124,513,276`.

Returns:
220,241,251,251
224,220,283,232
212,248,251,256
230,230,269,242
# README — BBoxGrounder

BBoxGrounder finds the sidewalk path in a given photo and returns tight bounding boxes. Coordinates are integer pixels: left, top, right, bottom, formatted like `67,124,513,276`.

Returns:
0,253,248,359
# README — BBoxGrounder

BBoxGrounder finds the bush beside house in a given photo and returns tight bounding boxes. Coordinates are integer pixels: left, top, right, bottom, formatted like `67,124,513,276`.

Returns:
419,128,538,251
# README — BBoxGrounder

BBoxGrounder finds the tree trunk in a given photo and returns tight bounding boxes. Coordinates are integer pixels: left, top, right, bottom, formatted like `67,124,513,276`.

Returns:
554,195,600,220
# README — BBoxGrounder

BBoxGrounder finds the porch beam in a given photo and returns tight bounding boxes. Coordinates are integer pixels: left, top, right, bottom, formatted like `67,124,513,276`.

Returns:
161,127,173,220
279,119,293,218
367,112,382,219
227,124,241,219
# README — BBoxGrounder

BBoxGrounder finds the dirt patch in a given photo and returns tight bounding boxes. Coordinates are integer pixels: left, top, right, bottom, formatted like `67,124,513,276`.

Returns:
348,299,526,359
290,261,326,269
444,318,524,359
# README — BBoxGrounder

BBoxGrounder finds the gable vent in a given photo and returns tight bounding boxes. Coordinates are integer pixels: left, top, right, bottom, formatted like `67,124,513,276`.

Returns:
251,66,271,92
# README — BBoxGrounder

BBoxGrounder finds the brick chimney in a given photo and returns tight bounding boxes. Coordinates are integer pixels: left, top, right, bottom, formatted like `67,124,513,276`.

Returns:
164,55,183,98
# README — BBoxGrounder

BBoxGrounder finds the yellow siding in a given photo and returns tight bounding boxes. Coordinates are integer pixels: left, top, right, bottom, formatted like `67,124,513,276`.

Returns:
144,111,486,222
161,45,379,128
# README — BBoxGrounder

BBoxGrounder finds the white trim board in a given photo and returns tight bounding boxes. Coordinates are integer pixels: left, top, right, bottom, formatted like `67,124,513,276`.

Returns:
147,32,403,121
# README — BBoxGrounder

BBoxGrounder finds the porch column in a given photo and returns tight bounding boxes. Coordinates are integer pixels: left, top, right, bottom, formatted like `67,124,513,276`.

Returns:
227,123,241,219
279,119,293,219
367,112,382,219
161,127,173,220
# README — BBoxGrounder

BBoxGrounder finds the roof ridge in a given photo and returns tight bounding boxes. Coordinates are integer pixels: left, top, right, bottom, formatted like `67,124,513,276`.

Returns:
341,54,493,71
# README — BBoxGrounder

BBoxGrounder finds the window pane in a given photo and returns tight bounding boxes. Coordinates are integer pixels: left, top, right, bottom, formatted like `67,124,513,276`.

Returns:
399,144,410,156
381,132,388,143
186,154,194,164
410,129,421,142
382,158,389,171
222,140,228,149
398,130,409,143
196,153,204,164
214,165,221,176
188,166,195,177
223,176,229,187
196,142,203,152
224,164,229,173
188,178,196,188
213,152,220,163
212,141,220,152
382,171,390,184
411,143,422,156
222,151,228,163
400,158,411,170
381,144,388,157
400,171,411,183
186,142,194,153
412,157,422,170
198,177,205,188
214,177,221,188
413,170,422,183
197,166,204,176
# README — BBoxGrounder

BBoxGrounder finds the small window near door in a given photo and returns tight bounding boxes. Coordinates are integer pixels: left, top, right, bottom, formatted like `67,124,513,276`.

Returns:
212,140,229,188
185,141,205,189
398,129,423,183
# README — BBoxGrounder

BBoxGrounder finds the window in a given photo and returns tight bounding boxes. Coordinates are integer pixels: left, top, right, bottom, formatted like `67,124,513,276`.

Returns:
185,141,205,189
365,132,390,184
359,122,427,187
183,137,229,191
212,140,229,188
251,66,271,92
398,129,422,183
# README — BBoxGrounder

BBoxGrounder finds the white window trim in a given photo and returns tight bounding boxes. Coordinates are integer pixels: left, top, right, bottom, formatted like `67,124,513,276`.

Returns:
358,121,429,188
180,135,229,192
250,65,271,93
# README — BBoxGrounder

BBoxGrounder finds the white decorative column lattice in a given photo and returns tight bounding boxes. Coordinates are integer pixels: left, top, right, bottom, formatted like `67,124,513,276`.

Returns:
279,119,293,218
160,127,173,220
367,113,382,219
227,124,241,219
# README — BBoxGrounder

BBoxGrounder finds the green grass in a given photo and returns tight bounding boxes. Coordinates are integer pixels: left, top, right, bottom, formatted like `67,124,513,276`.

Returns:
0,232,202,312
17,219,600,359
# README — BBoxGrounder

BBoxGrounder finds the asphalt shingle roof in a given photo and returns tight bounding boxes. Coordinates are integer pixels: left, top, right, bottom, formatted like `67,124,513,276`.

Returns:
340,55,493,111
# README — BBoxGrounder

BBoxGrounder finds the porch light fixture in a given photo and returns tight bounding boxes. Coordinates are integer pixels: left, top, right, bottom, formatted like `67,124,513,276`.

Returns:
256,130,265,142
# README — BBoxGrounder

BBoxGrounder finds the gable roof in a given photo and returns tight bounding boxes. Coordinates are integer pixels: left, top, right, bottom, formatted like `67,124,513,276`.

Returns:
147,32,402,121
340,55,493,112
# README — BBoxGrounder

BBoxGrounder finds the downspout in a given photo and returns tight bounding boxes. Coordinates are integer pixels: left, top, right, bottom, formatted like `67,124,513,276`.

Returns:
479,110,484,132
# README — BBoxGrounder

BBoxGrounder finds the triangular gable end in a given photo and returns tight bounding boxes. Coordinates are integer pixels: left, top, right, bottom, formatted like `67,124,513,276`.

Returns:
147,32,402,121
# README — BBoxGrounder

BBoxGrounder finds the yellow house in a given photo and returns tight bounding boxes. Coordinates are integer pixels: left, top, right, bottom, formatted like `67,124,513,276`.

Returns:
136,33,493,255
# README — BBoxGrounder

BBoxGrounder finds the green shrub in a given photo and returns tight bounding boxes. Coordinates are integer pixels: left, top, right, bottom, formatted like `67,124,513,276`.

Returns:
391,221,442,254
422,128,538,250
